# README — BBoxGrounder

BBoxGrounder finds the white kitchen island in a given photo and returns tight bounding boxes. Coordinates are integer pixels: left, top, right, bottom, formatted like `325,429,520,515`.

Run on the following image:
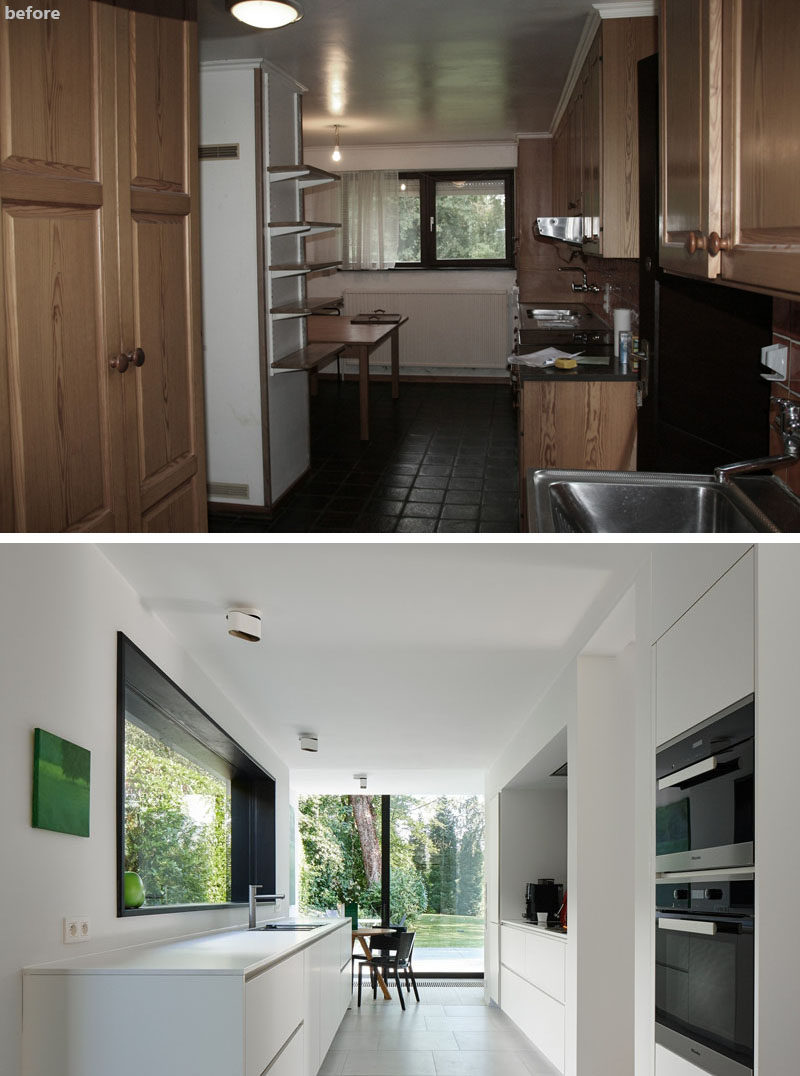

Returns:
22,918,352,1076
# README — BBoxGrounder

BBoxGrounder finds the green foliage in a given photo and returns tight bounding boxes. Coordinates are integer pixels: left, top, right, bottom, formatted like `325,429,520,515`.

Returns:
124,723,231,906
298,793,484,936
435,193,506,261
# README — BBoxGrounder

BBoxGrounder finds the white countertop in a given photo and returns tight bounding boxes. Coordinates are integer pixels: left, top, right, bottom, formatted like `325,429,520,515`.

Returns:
501,918,568,942
24,918,349,978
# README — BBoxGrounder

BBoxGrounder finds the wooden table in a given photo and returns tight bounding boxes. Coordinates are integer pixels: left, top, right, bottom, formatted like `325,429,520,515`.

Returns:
352,927,396,1000
307,316,408,440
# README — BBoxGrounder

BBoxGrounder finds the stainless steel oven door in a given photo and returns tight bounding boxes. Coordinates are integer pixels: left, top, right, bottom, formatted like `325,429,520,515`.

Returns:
656,696,754,872
655,911,754,1076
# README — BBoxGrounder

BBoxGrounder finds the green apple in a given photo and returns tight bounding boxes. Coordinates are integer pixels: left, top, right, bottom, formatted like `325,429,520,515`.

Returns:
124,871,146,909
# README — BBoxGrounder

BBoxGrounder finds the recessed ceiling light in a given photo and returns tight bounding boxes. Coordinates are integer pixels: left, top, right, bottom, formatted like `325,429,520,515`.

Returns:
226,0,303,30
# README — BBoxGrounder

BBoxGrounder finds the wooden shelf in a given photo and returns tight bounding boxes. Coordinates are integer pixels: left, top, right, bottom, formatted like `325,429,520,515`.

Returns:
268,165,310,182
271,342,344,372
270,295,344,318
268,260,342,278
298,166,341,188
267,221,312,236
305,221,341,235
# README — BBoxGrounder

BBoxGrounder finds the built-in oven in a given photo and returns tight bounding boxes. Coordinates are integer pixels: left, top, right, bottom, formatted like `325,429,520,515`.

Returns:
656,877,754,1076
656,696,754,873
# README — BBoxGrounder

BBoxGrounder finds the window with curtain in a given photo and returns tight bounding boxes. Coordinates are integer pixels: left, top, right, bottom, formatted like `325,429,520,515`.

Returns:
340,170,400,270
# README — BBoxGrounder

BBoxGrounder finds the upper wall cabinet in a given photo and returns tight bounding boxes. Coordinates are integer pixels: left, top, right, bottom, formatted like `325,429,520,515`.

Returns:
651,544,751,641
0,1,207,532
655,551,754,746
660,0,800,296
552,16,657,258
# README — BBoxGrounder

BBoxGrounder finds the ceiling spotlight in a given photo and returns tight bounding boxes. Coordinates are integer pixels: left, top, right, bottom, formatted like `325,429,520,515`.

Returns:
299,734,319,753
354,773,367,790
226,608,262,642
226,0,303,29
331,124,342,163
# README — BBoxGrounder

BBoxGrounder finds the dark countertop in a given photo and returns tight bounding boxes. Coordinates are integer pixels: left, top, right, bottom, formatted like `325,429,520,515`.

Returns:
514,356,639,383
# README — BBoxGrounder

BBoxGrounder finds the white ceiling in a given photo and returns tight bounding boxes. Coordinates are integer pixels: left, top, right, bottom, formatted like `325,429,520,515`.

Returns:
100,543,647,794
197,0,610,146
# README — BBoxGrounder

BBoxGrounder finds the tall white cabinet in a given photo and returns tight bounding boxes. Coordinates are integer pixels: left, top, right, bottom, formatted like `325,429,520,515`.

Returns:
199,61,340,513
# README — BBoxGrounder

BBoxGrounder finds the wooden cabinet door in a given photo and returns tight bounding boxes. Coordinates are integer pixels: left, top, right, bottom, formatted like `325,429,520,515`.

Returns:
718,0,800,295
0,3,128,531
581,41,601,248
659,0,723,277
117,8,207,531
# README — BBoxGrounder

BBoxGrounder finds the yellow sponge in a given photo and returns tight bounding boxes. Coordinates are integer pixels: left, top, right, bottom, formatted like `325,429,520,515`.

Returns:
554,357,578,370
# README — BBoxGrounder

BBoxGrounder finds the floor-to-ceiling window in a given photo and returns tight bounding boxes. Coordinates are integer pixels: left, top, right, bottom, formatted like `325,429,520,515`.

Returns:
297,793,484,975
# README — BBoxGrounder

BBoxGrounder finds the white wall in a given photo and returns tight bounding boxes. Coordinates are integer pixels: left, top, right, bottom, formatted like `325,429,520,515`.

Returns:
0,546,291,1076
570,651,637,1076
499,788,568,922
755,545,800,1076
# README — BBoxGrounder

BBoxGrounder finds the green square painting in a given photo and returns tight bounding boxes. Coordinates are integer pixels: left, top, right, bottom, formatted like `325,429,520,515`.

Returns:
32,728,91,837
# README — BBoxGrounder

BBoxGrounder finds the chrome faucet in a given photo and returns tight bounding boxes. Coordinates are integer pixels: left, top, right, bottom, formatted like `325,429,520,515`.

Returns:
715,397,800,483
248,884,286,929
557,266,601,293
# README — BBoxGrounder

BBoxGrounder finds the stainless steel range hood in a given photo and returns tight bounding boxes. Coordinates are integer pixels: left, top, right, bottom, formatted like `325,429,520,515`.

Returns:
534,216,585,246
534,216,602,247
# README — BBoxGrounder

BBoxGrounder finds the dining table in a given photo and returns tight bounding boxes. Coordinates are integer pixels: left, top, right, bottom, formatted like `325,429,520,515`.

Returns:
306,315,409,441
351,926,398,1000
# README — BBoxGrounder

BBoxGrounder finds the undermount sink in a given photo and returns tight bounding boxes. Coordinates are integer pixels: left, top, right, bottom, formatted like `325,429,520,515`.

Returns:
258,921,327,931
529,470,800,533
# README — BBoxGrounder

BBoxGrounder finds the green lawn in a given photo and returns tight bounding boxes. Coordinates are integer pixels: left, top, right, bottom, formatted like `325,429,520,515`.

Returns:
409,913,484,949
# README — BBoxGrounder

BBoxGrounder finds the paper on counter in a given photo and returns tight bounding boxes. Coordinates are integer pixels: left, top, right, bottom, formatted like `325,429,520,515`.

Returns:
509,347,584,368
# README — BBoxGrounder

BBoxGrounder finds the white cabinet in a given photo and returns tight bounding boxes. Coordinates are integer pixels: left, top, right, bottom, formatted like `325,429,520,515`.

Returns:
246,953,304,1076
22,922,351,1076
655,551,754,746
500,924,566,1072
655,1043,706,1075
651,545,751,642
501,965,565,1072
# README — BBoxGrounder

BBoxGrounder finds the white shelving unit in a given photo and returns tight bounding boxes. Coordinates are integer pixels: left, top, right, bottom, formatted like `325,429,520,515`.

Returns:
199,61,341,511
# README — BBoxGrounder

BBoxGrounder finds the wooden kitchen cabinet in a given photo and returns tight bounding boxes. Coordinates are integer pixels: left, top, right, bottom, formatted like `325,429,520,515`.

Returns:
0,0,207,532
551,16,656,258
517,377,637,530
660,0,800,296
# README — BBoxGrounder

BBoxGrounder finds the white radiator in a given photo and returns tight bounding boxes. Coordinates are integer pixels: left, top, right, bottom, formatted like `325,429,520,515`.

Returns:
341,290,513,371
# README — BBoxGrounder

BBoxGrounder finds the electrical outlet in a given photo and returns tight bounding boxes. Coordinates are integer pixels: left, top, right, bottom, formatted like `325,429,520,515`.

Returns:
63,916,90,944
761,342,788,381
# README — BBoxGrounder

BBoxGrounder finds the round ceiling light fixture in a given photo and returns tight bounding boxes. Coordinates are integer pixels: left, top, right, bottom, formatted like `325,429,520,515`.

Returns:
226,607,262,642
226,0,303,30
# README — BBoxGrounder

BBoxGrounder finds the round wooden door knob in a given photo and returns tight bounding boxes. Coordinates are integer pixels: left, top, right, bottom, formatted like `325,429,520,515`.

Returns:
110,348,146,373
685,231,707,255
707,232,731,256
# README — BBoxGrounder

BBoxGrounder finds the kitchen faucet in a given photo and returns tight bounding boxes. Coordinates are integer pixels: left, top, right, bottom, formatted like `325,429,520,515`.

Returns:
715,397,800,483
557,266,601,293
248,884,286,928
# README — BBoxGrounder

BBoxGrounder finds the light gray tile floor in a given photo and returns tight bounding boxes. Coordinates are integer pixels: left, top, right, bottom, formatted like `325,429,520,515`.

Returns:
323,983,561,1076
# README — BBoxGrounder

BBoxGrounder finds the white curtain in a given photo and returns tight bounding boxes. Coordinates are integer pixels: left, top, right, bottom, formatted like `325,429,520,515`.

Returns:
340,170,400,270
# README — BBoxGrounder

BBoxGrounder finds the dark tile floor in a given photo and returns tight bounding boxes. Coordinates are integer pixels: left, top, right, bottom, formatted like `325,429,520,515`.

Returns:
209,380,520,534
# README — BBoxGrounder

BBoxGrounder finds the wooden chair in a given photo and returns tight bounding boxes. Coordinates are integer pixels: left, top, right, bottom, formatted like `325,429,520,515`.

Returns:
357,930,419,1010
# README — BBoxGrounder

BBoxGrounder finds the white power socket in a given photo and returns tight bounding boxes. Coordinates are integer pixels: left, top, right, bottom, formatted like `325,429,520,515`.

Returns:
63,916,90,944
761,342,789,381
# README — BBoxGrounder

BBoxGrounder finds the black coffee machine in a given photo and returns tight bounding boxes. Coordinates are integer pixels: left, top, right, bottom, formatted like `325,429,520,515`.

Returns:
525,879,563,924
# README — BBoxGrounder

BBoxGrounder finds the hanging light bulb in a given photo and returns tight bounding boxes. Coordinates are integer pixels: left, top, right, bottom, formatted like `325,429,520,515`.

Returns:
331,125,342,163
226,0,302,29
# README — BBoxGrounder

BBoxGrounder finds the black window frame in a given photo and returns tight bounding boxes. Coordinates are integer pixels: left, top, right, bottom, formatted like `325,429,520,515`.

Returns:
396,169,515,269
116,632,276,918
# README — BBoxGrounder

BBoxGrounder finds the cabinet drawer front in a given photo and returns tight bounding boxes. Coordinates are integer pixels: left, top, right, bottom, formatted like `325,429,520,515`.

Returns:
500,925,526,978
655,1042,707,1076
265,1026,304,1076
524,932,566,1003
655,553,753,746
500,966,565,1071
246,954,303,1076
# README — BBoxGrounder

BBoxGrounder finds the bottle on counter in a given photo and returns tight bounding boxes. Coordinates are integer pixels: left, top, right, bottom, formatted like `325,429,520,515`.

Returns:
619,330,631,369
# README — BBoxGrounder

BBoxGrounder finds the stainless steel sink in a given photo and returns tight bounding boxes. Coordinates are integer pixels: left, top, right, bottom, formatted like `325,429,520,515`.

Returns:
258,921,327,931
529,470,799,533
